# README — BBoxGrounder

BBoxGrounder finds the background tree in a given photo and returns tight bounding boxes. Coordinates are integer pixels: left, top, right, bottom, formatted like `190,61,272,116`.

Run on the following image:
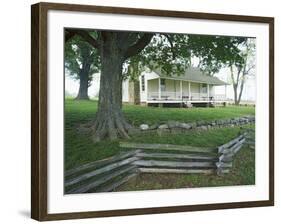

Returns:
228,38,256,105
65,35,100,100
187,35,247,75
188,35,256,105
67,29,246,141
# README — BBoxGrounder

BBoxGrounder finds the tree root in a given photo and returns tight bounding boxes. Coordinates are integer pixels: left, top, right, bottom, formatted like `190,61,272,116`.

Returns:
91,112,133,142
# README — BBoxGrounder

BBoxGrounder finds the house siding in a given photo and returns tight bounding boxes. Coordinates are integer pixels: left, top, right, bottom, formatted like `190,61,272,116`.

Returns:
125,71,225,103
182,81,189,93
147,79,159,93
190,82,200,93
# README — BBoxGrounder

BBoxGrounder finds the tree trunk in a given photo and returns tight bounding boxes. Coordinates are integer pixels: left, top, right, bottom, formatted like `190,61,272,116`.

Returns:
237,75,245,104
76,70,89,100
134,80,140,105
91,39,132,142
233,84,239,105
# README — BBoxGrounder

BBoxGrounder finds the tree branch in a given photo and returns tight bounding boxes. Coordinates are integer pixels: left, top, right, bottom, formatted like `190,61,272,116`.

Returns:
69,30,100,49
236,67,242,84
124,33,154,59
161,34,176,59
65,30,76,42
117,32,133,50
230,65,236,84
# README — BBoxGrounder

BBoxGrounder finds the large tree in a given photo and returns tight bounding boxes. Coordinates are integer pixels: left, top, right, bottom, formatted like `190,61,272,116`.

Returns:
65,35,100,100
66,29,245,141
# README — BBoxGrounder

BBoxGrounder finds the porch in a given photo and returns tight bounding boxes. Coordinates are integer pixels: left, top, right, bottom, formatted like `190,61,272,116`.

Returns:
146,78,227,104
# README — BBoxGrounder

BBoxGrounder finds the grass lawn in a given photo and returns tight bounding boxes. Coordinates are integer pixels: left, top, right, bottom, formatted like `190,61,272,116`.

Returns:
65,99,255,127
65,99,255,189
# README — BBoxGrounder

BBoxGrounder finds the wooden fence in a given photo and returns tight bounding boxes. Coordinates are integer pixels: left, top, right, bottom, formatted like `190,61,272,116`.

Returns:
65,132,253,194
242,128,255,149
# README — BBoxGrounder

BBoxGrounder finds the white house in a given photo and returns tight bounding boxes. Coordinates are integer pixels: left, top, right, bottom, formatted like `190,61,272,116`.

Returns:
122,67,228,107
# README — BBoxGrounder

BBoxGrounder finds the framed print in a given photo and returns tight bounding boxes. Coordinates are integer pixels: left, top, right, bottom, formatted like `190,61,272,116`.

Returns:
31,2,274,221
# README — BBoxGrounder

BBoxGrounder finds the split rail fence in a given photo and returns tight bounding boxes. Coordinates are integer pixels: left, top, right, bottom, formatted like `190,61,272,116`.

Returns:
65,131,254,194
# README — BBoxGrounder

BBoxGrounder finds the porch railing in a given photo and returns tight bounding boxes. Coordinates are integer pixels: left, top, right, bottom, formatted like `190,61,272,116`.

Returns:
213,94,227,101
147,91,226,101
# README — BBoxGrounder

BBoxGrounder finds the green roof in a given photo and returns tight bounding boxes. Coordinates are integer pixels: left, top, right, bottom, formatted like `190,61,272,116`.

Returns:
154,67,228,85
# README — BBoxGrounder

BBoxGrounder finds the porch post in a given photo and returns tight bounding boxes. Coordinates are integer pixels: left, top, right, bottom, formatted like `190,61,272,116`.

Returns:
188,81,191,100
207,84,210,100
158,78,161,100
199,83,201,100
224,84,227,100
180,80,182,100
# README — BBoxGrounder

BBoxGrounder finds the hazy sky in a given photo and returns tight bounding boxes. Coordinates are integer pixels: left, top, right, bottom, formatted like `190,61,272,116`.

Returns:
215,67,256,101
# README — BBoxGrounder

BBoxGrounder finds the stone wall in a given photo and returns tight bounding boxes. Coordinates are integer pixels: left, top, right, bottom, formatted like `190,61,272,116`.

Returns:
137,116,255,135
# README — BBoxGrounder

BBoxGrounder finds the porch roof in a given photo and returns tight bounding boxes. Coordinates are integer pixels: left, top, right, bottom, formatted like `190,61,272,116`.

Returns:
153,67,228,85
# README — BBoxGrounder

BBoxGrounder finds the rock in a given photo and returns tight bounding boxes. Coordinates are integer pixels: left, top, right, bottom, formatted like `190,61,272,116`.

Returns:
197,125,208,131
211,122,216,126
190,122,197,129
200,126,208,131
167,120,180,128
215,120,221,125
158,124,169,129
196,120,206,126
149,124,159,130
226,119,231,124
139,124,149,130
242,118,248,123
179,123,192,129
231,118,239,125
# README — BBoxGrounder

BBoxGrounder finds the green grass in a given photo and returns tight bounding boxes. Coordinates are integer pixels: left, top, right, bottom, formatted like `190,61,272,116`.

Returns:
65,99,255,189
65,99,255,127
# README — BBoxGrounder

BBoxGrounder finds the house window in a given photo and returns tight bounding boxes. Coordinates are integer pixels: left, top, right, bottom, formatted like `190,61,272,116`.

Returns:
160,79,166,91
201,83,207,93
141,75,145,91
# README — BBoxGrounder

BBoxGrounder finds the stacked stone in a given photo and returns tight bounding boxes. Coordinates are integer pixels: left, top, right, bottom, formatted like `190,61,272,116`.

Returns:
138,116,255,134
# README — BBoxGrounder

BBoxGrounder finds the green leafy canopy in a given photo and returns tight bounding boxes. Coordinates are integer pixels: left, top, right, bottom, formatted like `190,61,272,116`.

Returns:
123,33,249,80
66,29,251,82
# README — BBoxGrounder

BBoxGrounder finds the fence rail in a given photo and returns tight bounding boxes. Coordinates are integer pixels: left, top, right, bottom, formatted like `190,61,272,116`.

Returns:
120,142,217,153
65,132,253,194
241,128,255,149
